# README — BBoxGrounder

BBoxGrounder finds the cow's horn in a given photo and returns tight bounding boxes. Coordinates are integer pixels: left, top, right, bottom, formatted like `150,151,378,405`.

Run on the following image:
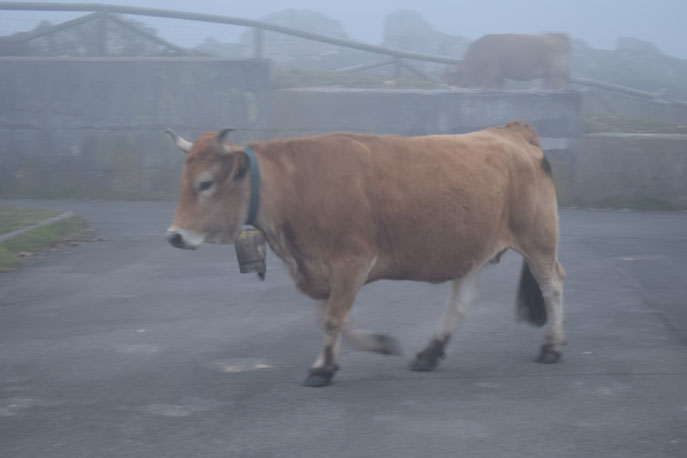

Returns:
164,129,192,154
217,128,236,154
217,128,235,144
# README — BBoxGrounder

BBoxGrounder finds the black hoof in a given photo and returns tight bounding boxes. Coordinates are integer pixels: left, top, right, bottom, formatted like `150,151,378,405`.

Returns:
301,369,335,387
410,338,446,372
375,334,402,356
536,349,562,364
410,355,439,371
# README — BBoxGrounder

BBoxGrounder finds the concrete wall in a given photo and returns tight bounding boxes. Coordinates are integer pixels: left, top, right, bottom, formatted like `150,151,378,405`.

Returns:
0,59,581,199
3,58,684,209
266,88,580,150
582,90,687,123
549,133,687,209
0,57,271,199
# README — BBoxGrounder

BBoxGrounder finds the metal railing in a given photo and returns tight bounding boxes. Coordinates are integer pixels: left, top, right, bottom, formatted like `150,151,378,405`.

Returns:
0,1,460,74
2,1,687,108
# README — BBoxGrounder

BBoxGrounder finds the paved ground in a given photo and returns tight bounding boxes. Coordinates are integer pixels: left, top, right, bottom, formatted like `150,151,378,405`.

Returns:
1,200,686,458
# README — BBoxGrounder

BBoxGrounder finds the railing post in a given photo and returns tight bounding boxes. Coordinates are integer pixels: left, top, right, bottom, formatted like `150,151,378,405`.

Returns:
253,26,263,59
393,57,402,79
97,11,108,56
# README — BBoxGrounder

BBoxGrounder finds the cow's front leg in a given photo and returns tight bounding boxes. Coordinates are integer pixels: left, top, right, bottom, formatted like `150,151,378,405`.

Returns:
412,269,480,371
302,261,368,387
302,319,343,387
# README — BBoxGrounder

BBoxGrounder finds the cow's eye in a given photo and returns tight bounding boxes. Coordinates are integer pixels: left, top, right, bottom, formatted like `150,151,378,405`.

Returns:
198,180,214,192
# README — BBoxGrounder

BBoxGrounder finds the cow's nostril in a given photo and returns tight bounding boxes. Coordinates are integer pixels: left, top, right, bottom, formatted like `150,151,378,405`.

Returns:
167,232,184,248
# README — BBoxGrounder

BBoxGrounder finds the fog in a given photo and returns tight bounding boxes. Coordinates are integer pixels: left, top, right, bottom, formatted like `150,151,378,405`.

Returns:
2,1,687,456
1,0,686,58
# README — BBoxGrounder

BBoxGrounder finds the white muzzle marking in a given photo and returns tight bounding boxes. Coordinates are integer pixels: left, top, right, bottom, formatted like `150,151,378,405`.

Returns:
166,226,205,250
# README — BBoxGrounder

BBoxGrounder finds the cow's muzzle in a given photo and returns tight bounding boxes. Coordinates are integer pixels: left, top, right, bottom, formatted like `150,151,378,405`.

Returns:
166,227,203,250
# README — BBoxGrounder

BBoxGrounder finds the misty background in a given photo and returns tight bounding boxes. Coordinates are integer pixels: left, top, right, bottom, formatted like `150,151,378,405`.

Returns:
1,4,686,455
1,0,686,59
1,0,686,204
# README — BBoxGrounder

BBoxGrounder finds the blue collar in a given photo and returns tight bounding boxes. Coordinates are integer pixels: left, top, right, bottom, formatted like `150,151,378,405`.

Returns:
242,146,260,227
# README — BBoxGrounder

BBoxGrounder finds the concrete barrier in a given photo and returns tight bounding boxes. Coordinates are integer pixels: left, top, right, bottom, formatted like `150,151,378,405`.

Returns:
2,57,684,208
549,133,687,209
0,57,271,199
265,88,580,150
0,58,581,199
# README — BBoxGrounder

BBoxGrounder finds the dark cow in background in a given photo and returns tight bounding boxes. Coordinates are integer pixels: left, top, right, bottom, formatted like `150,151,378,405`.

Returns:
165,121,566,387
445,33,571,89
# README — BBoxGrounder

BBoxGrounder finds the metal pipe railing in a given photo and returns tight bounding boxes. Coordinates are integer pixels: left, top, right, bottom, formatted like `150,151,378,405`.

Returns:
3,1,687,107
0,2,461,65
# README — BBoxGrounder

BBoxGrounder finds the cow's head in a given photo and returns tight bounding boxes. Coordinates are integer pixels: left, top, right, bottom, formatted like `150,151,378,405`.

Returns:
165,129,251,250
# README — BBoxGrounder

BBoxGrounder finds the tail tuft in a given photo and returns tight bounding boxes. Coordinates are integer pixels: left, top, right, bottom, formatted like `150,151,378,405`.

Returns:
516,261,547,327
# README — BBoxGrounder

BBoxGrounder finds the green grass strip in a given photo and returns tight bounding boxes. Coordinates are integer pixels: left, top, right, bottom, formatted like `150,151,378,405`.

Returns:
0,216,88,272
0,206,62,235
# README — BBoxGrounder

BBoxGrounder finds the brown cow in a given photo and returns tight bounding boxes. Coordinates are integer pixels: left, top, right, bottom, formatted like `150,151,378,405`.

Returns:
444,33,571,89
165,121,566,387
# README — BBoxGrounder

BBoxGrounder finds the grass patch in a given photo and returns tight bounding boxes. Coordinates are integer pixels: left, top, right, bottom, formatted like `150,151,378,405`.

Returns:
0,215,90,273
582,115,687,134
563,195,683,211
0,245,21,271
0,206,62,235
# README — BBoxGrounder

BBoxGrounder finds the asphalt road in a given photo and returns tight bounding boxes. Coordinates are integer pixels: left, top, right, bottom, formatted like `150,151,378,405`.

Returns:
1,200,686,458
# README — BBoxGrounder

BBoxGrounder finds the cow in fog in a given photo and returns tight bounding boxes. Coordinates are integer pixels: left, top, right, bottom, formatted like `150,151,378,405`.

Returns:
445,33,571,89
165,121,566,387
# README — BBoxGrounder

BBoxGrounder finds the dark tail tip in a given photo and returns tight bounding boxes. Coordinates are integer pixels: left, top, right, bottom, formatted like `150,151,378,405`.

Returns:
516,261,547,327
541,156,553,177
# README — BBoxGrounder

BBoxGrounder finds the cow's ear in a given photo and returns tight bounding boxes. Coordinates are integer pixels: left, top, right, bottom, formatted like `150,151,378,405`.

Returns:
234,151,249,180
217,151,248,184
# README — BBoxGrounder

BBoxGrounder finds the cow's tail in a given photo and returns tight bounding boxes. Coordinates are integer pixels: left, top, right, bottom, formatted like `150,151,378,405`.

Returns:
516,261,547,327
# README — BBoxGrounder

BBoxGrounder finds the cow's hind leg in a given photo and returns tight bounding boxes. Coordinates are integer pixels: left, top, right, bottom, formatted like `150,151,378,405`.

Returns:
314,304,402,356
343,327,402,355
302,262,368,387
518,255,566,364
411,269,480,371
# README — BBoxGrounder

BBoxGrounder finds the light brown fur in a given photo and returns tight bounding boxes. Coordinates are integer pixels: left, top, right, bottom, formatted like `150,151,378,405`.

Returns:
167,121,565,386
445,33,571,89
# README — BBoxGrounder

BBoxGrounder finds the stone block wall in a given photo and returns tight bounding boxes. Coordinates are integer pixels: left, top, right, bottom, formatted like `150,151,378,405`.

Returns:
0,57,270,198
